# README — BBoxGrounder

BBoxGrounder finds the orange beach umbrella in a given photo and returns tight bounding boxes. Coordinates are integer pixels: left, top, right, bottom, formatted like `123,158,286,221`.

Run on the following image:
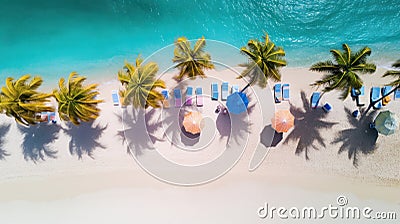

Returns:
271,110,294,133
183,111,203,134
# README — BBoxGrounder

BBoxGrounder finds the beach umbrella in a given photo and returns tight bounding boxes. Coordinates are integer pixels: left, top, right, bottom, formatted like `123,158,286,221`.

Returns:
271,110,294,133
183,111,203,134
226,92,249,114
374,110,398,136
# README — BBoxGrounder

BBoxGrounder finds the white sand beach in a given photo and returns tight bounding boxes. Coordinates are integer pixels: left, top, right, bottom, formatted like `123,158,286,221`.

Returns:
0,67,399,223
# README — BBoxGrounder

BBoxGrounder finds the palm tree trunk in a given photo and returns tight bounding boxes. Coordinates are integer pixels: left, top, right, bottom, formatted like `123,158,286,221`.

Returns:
240,83,251,93
361,85,399,119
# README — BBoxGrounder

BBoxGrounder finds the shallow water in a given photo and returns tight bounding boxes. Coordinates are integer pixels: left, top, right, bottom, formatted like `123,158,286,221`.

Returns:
1,0,399,81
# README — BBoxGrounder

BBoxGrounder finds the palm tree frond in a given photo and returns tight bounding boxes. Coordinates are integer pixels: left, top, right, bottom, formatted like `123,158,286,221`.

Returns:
172,36,214,80
0,75,53,126
239,33,287,88
311,44,376,100
53,73,102,125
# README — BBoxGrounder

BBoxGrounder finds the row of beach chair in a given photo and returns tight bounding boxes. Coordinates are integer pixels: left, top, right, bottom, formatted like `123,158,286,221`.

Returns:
309,85,400,113
111,82,239,108
111,83,399,110
211,82,239,101
367,86,399,109
172,82,239,107
172,87,203,107
36,111,57,124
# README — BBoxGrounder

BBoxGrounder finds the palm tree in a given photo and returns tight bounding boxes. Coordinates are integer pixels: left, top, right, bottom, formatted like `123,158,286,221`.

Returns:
118,56,166,109
53,72,103,125
0,75,54,126
172,36,215,80
364,59,400,115
310,44,376,100
383,59,400,92
239,33,287,92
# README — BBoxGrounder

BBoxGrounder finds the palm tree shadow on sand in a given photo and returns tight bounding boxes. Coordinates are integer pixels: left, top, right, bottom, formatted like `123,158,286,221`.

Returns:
284,91,337,160
116,108,164,156
0,124,11,159
18,123,60,162
162,106,186,147
63,121,107,159
332,108,378,167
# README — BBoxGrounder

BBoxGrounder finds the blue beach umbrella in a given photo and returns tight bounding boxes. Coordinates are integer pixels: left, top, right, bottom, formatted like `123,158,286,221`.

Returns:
226,92,249,114
374,110,399,136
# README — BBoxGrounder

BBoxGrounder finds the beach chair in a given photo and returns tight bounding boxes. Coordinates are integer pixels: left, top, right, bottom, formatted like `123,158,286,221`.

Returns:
322,102,332,113
111,90,120,106
395,88,400,100
351,86,365,96
282,84,290,101
174,88,182,108
351,87,359,97
221,82,229,101
351,86,365,106
274,83,282,103
357,86,365,106
381,86,392,106
231,85,239,93
185,86,193,106
161,89,170,108
39,112,49,123
352,110,359,118
370,87,382,109
49,112,57,124
211,83,218,100
351,88,356,98
196,87,203,107
310,92,321,109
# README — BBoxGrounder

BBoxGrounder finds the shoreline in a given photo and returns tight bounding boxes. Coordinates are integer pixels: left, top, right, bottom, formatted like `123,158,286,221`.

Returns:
1,47,399,88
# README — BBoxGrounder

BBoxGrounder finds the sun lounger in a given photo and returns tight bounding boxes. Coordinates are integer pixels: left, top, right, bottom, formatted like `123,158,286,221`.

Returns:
49,112,57,123
311,92,321,109
40,112,49,122
196,87,203,107
274,83,282,103
185,86,193,106
231,85,239,93
355,86,365,106
161,89,170,108
322,102,332,113
111,90,120,106
352,110,359,118
395,88,400,100
381,86,392,106
211,83,218,100
282,84,290,101
351,88,357,98
174,88,182,108
221,82,229,101
38,112,56,124
351,86,365,97
351,86,365,103
370,87,382,109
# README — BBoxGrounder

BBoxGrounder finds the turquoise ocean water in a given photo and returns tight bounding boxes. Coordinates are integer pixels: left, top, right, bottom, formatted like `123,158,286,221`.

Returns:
1,0,399,82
